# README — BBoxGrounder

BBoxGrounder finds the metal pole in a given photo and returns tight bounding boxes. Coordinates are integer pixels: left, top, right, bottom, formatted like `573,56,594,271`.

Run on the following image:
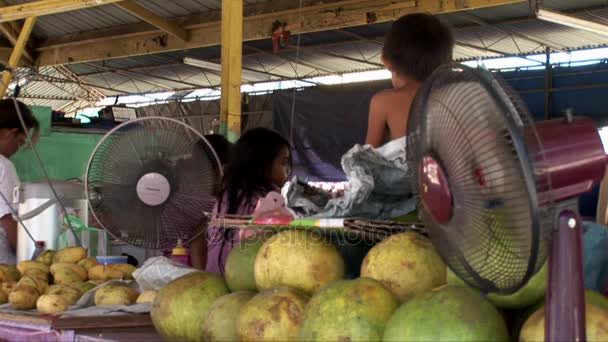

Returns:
544,47,552,120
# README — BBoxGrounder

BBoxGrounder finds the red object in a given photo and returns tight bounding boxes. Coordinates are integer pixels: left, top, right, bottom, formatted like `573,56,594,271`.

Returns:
253,215,294,226
170,240,191,267
423,115,605,339
546,210,587,341
272,29,290,53
170,254,190,267
31,241,47,260
530,116,605,341
473,167,487,187
419,155,452,224
529,117,606,204
366,12,377,24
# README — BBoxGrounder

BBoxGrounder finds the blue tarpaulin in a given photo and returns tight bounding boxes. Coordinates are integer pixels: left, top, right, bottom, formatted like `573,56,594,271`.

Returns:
584,222,608,293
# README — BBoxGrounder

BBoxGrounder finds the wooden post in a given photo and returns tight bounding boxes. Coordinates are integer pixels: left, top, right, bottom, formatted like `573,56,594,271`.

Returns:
0,16,36,98
220,0,243,142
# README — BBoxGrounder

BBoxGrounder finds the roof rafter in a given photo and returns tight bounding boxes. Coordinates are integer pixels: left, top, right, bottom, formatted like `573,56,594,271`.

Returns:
0,0,36,64
0,24,34,63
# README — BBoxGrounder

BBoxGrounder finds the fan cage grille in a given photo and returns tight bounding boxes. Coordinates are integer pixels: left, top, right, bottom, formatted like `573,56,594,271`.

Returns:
86,117,222,250
407,64,554,294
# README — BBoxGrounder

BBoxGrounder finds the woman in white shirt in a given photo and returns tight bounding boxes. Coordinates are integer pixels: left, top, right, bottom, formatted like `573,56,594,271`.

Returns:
0,99,39,264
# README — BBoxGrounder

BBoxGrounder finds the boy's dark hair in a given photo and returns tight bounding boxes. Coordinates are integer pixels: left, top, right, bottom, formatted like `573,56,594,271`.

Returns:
220,127,291,215
0,99,38,133
382,13,454,81
204,134,234,166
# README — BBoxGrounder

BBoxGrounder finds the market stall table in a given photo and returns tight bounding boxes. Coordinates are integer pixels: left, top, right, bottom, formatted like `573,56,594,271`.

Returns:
0,312,159,341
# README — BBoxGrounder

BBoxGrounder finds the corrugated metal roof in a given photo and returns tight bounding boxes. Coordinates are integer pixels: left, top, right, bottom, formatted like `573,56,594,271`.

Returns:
15,66,105,111
12,0,608,110
33,6,141,39
455,26,545,55
20,98,73,109
44,8,608,96
136,0,220,17
1,0,606,40
3,0,270,39
21,80,77,98
459,0,608,23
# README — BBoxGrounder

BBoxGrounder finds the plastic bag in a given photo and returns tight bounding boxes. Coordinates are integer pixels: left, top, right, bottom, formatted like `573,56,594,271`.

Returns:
286,137,416,219
58,215,108,257
132,256,199,291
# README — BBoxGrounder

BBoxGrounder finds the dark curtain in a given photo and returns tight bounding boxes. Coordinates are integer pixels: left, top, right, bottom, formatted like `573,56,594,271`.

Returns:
273,80,391,181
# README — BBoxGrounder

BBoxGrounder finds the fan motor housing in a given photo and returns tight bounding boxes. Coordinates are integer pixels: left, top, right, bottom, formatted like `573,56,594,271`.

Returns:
531,117,606,204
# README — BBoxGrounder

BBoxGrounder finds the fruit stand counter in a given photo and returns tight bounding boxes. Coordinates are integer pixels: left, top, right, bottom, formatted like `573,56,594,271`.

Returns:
0,312,159,341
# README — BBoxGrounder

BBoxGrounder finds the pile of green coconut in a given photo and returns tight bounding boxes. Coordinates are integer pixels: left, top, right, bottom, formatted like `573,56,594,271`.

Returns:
149,230,608,341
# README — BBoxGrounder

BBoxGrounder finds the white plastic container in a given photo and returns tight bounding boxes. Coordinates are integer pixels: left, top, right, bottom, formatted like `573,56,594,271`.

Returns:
14,181,88,262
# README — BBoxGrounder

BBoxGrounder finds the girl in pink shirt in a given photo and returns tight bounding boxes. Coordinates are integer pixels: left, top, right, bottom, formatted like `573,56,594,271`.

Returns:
205,128,291,274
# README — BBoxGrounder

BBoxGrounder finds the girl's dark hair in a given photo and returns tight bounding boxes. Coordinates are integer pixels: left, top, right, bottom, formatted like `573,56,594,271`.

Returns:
204,134,234,166
0,99,39,132
382,13,454,81
220,127,291,214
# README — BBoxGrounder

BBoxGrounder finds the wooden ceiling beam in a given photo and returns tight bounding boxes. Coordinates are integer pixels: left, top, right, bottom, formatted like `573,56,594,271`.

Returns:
114,0,189,41
0,0,125,23
0,0,35,64
36,0,350,49
35,0,526,67
0,46,11,62
0,16,36,98
0,23,34,63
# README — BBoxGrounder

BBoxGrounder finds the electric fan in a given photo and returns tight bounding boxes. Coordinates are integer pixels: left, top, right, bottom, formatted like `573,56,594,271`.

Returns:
407,64,606,340
85,117,222,250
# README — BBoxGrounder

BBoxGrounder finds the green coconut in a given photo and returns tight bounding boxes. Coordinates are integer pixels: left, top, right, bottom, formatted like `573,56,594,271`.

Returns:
510,289,608,340
586,289,608,311
447,262,548,309
520,302,608,341
225,236,266,291
299,277,398,341
236,287,309,341
203,291,256,342
361,232,446,302
254,230,345,294
383,286,509,342
150,272,229,342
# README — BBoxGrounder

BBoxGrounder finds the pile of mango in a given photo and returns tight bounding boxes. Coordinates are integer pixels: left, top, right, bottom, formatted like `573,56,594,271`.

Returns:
0,247,147,314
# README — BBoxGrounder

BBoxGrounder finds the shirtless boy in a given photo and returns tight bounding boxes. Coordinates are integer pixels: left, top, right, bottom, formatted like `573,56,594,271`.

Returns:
365,13,454,147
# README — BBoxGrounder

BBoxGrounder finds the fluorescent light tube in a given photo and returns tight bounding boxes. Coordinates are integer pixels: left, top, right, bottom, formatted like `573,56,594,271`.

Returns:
537,8,608,38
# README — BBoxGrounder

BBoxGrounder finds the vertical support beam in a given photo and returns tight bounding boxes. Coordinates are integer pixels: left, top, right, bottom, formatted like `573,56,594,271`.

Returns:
543,47,552,120
0,16,36,98
220,0,243,142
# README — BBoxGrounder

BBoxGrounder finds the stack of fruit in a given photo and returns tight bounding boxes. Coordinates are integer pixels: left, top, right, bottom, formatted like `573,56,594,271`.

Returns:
0,246,144,314
148,229,608,341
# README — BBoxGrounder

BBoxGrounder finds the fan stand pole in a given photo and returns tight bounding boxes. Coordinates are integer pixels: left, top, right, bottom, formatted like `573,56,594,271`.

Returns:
545,207,587,341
